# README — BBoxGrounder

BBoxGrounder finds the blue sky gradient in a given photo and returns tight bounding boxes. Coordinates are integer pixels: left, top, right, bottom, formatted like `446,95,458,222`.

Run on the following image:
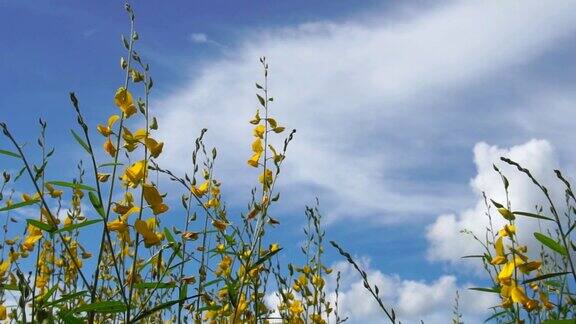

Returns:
2,1,576,322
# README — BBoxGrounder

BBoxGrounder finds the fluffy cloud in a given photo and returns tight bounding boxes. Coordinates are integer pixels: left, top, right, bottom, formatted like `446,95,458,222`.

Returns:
266,259,497,323
426,139,565,264
154,0,576,224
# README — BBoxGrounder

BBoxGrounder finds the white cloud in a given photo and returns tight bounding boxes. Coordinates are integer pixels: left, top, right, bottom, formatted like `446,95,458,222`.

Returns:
426,139,565,264
189,33,208,43
266,259,497,323
154,0,576,224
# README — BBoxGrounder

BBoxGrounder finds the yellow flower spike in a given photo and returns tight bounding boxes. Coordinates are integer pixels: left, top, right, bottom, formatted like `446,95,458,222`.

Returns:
114,87,136,118
144,138,164,158
97,114,120,136
247,152,261,168
253,125,265,139
135,218,162,247
490,236,507,265
497,207,515,221
142,183,169,215
103,137,117,157
122,160,147,188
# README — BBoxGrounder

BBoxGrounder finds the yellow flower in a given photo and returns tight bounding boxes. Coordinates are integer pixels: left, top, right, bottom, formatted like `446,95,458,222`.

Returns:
145,138,164,158
135,218,162,247
252,138,263,153
270,243,280,253
97,173,110,182
490,236,507,265
122,127,147,152
104,137,117,157
497,207,515,221
212,219,229,231
0,304,6,320
191,181,209,198
259,169,273,188
142,183,169,215
289,300,304,316
97,114,120,136
518,261,541,274
497,261,515,285
107,218,128,232
253,125,265,139
247,152,261,167
114,87,136,118
22,224,43,252
122,160,147,188
0,259,10,278
44,183,63,198
498,224,516,237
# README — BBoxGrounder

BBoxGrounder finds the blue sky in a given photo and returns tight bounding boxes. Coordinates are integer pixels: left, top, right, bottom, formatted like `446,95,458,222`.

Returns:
2,1,576,322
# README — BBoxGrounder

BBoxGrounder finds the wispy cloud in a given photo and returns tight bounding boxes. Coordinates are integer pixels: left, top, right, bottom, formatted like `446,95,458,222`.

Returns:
153,0,576,226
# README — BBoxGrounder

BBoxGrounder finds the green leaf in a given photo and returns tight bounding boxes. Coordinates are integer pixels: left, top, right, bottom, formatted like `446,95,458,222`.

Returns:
0,283,19,291
26,219,56,233
70,129,91,154
60,313,83,324
534,232,568,256
98,162,124,168
0,149,20,158
522,272,570,285
133,282,176,289
45,291,88,307
469,287,500,294
250,248,282,270
36,285,58,304
0,199,40,212
47,181,96,192
88,192,105,218
70,300,127,314
163,227,183,259
484,310,507,323
461,254,485,259
130,295,198,322
204,278,224,288
13,166,26,182
256,94,266,107
543,320,576,324
513,211,554,221
53,219,102,235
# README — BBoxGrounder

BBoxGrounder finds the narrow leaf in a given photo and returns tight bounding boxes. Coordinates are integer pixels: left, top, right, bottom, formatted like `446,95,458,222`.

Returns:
0,199,39,212
534,232,568,256
70,300,127,314
130,295,198,322
0,149,20,158
513,211,554,221
133,282,176,289
522,272,570,285
47,181,96,192
53,219,102,235
88,192,105,218
26,219,56,233
70,129,91,154
469,287,500,294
